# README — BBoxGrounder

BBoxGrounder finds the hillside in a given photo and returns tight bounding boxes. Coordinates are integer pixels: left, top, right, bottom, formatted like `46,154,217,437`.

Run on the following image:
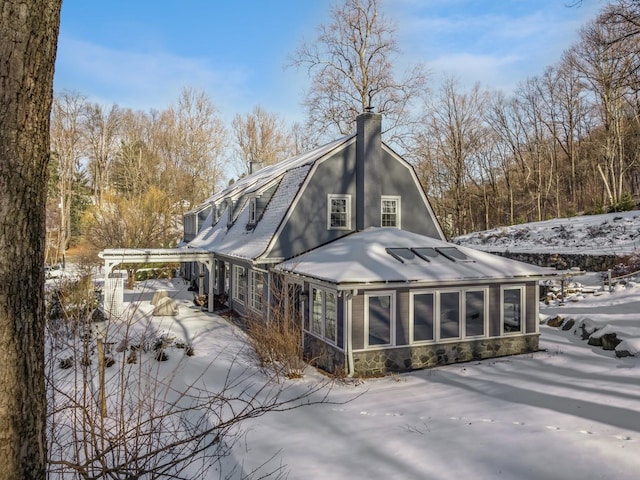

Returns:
454,210,640,256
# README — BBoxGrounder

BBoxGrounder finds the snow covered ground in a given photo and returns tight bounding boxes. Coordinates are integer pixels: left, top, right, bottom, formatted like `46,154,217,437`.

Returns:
106,276,640,480
454,209,640,255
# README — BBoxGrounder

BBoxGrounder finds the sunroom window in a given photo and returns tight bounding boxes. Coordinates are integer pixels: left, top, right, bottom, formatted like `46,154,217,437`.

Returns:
502,286,524,333
366,292,395,347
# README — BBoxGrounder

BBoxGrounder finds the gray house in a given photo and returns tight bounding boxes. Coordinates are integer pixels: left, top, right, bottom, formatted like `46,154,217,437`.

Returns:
177,111,556,376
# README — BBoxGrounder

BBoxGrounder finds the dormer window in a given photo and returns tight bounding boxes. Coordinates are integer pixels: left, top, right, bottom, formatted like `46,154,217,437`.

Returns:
328,194,351,230
248,198,257,225
381,196,400,228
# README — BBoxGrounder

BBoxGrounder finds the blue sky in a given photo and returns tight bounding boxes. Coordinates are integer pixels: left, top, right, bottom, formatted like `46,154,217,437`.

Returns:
55,0,604,124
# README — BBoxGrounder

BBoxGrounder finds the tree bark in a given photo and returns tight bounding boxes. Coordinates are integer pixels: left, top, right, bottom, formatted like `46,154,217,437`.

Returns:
0,1,62,478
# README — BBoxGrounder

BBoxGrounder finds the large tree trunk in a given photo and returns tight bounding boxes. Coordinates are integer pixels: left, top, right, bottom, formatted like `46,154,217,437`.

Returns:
0,1,62,479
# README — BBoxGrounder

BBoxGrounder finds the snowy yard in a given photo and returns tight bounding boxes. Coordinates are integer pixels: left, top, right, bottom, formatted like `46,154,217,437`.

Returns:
105,276,640,479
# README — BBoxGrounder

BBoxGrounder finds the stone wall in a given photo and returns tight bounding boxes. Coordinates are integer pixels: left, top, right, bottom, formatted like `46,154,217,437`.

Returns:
303,333,346,375
351,334,540,377
488,251,625,272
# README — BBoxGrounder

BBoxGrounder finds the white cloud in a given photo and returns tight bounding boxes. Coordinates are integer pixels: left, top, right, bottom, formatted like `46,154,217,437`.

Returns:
54,34,251,115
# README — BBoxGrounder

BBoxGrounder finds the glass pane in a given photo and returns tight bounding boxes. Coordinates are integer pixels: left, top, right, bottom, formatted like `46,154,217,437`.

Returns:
368,295,391,346
312,288,323,334
503,289,522,333
440,292,460,339
465,291,485,337
413,293,434,341
325,292,336,342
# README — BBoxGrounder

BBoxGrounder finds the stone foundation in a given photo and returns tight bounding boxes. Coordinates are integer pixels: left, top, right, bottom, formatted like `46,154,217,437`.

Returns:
352,335,540,377
303,333,346,375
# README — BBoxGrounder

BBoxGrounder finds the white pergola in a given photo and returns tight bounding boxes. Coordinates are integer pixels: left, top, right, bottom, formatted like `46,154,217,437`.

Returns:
98,248,215,313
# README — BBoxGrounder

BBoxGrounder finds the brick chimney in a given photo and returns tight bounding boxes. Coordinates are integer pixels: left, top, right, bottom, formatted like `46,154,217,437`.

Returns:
355,109,383,231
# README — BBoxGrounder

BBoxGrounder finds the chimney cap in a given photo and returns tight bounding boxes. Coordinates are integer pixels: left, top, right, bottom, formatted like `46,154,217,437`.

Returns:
365,105,374,113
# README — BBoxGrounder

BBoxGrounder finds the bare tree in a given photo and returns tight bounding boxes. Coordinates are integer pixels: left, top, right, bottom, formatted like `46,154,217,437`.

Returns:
0,1,62,478
157,88,228,211
232,105,294,174
83,102,122,206
51,91,87,258
418,78,490,236
290,0,427,148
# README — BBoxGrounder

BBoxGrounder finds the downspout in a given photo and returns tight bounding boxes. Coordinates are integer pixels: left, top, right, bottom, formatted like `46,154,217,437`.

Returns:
345,288,358,377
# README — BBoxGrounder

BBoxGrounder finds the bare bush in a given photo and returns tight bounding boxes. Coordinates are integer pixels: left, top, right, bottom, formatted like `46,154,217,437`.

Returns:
46,279,335,479
246,280,306,380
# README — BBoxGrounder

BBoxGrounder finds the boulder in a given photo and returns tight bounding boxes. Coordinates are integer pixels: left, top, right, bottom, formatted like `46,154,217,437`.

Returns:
151,290,168,306
152,296,178,316
546,315,564,327
561,318,575,331
601,333,622,350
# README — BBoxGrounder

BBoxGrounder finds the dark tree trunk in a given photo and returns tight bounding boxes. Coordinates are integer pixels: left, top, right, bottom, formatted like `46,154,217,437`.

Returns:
0,1,62,478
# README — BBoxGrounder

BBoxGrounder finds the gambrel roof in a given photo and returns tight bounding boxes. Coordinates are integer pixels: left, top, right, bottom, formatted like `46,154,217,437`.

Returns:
184,135,354,262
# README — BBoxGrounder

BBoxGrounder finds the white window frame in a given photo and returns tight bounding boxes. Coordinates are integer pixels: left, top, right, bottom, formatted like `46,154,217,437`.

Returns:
307,286,338,345
410,287,489,344
327,194,351,230
462,288,489,338
438,290,462,341
232,265,246,304
248,269,264,312
381,195,401,228
364,291,396,348
409,291,435,344
501,285,526,335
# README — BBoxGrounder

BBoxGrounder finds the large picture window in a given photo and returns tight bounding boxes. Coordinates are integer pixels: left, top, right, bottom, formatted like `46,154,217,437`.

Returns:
232,265,246,304
502,286,524,334
366,292,395,347
381,196,400,228
328,194,351,229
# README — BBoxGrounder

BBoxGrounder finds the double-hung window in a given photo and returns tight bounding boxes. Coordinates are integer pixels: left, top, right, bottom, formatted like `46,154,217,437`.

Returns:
381,196,400,228
328,194,351,230
233,265,246,304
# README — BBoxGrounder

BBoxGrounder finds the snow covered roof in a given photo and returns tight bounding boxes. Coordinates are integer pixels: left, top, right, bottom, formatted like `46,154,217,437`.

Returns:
193,135,353,211
184,136,354,261
275,227,559,286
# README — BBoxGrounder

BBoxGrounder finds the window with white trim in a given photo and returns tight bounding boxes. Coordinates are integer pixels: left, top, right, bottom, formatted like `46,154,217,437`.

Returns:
411,288,488,343
328,194,351,230
365,292,395,347
248,270,264,311
502,286,524,334
465,290,486,337
439,291,460,339
411,292,434,342
381,196,401,228
232,265,246,304
309,287,338,344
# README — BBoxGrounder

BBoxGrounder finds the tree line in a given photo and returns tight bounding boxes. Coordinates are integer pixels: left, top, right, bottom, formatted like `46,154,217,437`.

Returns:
51,1,640,258
415,1,640,236
48,88,302,263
